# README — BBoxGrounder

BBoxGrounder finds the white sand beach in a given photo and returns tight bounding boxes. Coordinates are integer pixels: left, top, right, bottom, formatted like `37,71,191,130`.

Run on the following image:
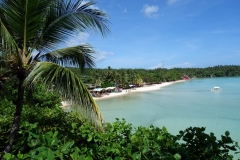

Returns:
61,80,185,108
93,80,185,100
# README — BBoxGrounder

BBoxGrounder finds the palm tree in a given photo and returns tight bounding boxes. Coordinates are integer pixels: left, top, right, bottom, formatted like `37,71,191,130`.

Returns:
0,0,109,153
105,66,114,83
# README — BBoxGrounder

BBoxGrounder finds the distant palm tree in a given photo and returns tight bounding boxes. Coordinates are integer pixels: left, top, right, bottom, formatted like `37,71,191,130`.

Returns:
0,0,109,153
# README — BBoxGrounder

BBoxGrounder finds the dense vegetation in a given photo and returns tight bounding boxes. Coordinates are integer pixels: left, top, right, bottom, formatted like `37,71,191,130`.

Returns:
1,78,240,159
70,65,240,88
0,0,109,154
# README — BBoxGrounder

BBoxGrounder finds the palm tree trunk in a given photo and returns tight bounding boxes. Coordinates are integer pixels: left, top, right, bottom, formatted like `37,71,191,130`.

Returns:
4,77,25,154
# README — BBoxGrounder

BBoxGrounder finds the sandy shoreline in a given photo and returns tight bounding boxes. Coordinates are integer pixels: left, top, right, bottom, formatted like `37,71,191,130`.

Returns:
93,80,185,101
60,80,185,108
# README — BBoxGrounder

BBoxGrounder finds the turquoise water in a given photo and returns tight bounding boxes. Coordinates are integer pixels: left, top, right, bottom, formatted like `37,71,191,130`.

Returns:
97,77,240,145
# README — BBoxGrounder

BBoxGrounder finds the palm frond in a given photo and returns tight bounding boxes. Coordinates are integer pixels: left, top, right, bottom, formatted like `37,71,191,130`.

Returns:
0,20,21,64
0,0,51,67
39,44,95,70
24,62,103,126
0,21,18,52
0,0,50,50
38,0,110,53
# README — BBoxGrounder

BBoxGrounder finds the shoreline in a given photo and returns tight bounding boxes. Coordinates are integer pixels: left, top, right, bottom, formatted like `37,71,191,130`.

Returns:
93,80,185,101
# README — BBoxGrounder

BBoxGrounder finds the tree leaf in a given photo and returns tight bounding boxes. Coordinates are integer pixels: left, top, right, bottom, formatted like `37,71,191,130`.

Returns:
47,148,55,160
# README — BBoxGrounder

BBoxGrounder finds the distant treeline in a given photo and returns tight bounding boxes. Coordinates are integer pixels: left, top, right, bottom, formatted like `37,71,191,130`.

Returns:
70,65,240,88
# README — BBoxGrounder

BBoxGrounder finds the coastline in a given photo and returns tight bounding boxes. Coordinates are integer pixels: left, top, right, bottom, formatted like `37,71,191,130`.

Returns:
93,80,185,101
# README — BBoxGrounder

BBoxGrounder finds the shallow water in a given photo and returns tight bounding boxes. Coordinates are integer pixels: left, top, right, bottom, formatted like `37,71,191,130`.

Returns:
97,77,240,146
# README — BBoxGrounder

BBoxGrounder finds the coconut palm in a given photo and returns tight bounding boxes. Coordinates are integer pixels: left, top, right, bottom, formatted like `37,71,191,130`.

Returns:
0,0,109,153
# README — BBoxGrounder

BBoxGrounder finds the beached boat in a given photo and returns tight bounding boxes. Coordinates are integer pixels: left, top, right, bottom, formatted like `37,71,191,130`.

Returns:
211,86,222,92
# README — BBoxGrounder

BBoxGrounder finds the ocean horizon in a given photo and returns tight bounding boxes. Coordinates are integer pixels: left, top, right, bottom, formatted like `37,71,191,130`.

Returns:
97,77,240,147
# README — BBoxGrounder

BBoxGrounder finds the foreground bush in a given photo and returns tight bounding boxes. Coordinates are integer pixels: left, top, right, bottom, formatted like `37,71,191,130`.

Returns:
1,115,239,159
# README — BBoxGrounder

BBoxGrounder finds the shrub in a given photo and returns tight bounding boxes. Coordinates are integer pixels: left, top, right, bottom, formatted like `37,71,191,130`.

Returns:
2,117,239,159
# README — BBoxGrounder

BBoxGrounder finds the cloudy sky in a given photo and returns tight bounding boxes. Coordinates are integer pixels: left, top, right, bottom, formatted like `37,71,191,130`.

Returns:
70,0,240,69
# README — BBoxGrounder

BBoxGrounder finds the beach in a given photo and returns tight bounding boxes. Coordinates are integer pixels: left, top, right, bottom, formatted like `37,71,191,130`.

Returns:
93,80,185,100
61,80,185,108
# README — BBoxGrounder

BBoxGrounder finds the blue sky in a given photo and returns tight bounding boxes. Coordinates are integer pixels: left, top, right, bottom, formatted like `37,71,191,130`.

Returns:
69,0,240,69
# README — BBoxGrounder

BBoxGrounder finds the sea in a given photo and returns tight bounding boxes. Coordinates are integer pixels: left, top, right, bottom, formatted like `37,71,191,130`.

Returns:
97,77,240,157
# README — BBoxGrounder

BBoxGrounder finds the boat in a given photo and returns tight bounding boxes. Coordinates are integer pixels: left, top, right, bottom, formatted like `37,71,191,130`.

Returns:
211,86,222,92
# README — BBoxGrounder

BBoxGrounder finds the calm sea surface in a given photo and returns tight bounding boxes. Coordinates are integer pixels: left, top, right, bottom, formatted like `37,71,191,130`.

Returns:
97,77,240,144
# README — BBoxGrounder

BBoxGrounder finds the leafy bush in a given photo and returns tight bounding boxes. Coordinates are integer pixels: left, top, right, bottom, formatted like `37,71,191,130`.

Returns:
0,77,18,103
0,78,61,108
1,117,239,159
0,99,15,152
29,84,61,109
177,127,239,159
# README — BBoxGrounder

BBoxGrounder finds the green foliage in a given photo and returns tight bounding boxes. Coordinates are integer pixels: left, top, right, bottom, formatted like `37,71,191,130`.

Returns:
0,77,18,102
0,78,61,108
29,84,61,109
100,82,113,88
0,99,15,152
1,116,239,159
1,0,109,154
177,127,238,159
77,65,240,86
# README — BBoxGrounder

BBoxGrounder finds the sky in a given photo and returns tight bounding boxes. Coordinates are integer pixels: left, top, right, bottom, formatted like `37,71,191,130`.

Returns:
68,0,240,69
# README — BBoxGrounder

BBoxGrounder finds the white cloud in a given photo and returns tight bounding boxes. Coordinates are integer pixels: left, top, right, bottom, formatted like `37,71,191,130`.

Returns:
167,0,179,5
94,50,114,62
149,63,164,69
141,4,159,18
165,62,194,68
65,32,90,47
150,62,194,69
